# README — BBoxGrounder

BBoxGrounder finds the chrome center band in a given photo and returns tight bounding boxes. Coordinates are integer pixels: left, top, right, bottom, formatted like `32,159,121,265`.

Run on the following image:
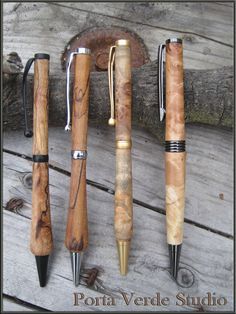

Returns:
71,150,87,160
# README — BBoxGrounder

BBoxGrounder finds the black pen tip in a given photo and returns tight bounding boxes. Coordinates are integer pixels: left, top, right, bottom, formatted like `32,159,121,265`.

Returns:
168,244,182,280
35,255,49,287
24,129,33,137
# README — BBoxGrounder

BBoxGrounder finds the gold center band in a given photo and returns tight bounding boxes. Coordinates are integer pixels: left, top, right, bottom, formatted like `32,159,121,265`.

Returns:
116,140,132,149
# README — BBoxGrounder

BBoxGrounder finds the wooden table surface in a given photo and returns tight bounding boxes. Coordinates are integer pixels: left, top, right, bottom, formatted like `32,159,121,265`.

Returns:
3,123,233,312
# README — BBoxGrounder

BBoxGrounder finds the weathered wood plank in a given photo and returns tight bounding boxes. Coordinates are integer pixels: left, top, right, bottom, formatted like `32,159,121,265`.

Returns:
3,297,36,312
3,153,234,311
50,2,234,45
3,124,233,235
3,2,233,73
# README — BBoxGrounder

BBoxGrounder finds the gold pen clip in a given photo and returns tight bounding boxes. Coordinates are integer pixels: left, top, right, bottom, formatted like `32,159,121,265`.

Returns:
158,44,166,122
108,45,116,126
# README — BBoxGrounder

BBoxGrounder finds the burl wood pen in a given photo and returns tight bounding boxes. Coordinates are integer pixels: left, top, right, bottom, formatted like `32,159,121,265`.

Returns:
159,38,186,280
22,53,53,287
65,48,91,286
108,39,133,275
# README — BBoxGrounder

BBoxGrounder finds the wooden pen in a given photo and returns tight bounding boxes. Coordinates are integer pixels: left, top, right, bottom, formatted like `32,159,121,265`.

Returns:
65,48,91,286
159,38,186,279
108,39,133,275
22,53,53,287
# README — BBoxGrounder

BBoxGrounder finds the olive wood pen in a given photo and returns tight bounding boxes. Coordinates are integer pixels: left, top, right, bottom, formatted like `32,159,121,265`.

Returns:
22,53,53,287
108,39,133,275
65,48,91,286
158,38,186,280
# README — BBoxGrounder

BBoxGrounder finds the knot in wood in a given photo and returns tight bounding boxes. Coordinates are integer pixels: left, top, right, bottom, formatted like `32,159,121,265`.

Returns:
176,267,195,288
5,197,24,213
86,268,99,286
22,172,32,189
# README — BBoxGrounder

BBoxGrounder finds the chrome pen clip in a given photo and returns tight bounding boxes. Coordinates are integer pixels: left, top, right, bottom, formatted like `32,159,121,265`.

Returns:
108,46,116,126
65,51,77,131
158,44,166,122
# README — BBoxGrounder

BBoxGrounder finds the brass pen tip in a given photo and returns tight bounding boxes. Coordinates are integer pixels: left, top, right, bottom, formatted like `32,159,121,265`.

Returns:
108,118,116,126
117,240,130,276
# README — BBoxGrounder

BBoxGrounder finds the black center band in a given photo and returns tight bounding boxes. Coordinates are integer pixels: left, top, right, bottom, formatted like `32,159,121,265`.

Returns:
33,155,49,162
165,141,185,152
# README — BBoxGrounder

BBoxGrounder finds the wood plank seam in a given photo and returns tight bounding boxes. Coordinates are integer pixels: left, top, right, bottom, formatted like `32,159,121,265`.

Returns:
3,149,233,240
3,294,50,312
50,2,233,48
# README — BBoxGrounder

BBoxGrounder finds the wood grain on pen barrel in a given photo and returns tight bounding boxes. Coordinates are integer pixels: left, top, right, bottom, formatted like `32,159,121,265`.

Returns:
31,58,53,256
65,54,90,253
115,44,133,241
33,60,49,156
165,42,185,245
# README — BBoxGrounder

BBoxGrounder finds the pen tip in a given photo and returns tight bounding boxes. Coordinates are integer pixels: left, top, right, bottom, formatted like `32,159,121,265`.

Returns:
168,244,182,280
35,255,49,287
117,240,130,276
70,252,83,286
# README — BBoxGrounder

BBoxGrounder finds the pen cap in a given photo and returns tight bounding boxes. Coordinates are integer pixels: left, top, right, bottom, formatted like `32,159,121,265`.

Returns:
115,39,132,141
33,56,50,155
65,48,91,131
71,50,91,151
165,38,185,141
22,53,50,138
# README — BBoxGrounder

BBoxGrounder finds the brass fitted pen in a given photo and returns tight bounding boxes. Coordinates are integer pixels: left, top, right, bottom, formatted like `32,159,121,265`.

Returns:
108,39,133,275
22,53,53,287
65,48,91,286
158,38,186,280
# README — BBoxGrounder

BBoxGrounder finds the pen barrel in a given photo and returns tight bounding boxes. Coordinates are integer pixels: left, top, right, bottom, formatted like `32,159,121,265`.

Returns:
65,53,91,253
165,152,185,245
31,57,53,256
115,148,133,241
114,42,133,241
165,40,185,245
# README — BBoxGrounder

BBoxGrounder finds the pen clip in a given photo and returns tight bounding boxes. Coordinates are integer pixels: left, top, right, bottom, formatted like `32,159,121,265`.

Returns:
108,46,116,126
158,44,166,122
22,57,35,137
65,51,77,131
